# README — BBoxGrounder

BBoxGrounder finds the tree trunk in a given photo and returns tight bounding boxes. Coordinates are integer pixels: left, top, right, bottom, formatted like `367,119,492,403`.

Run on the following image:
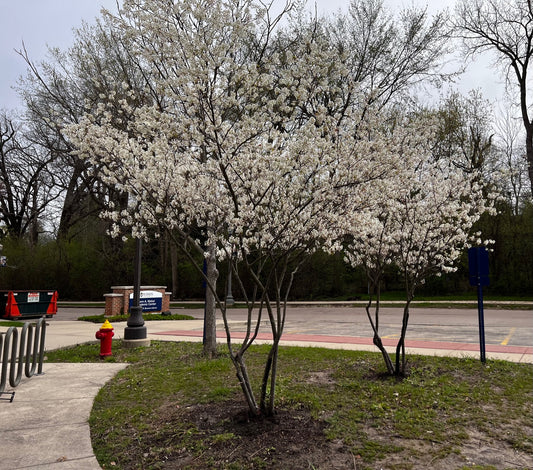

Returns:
526,125,533,197
203,244,218,358
28,181,40,246
365,294,395,375
233,353,260,417
259,340,280,417
395,297,412,376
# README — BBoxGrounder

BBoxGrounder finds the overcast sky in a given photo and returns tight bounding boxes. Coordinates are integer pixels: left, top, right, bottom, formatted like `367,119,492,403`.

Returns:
0,0,504,112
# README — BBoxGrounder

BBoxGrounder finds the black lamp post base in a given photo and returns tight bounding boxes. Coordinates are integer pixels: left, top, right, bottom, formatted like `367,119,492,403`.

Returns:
124,324,150,347
124,324,147,339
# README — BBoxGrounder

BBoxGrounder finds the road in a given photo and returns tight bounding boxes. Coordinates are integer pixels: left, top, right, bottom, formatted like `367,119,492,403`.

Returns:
55,304,532,348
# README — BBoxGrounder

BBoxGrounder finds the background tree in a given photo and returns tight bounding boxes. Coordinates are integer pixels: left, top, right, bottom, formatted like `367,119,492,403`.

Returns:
430,90,500,191
453,0,533,195
13,13,194,304
493,108,531,213
16,13,154,241
327,0,453,109
0,111,60,244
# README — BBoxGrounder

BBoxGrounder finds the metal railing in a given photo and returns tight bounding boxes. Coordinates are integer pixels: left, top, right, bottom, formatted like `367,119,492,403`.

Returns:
0,317,46,402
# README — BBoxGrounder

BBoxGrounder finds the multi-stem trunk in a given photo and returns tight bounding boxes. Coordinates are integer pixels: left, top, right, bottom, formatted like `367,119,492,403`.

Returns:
220,271,265,418
259,338,281,417
364,283,394,375
394,295,413,376
220,251,295,418
231,352,260,417
259,296,285,417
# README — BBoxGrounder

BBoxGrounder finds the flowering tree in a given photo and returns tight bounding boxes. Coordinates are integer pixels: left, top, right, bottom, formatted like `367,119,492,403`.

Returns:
68,96,398,415
345,115,495,376
66,0,399,417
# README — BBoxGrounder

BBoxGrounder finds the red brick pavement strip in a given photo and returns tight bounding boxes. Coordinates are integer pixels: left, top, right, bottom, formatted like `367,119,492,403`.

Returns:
152,329,533,356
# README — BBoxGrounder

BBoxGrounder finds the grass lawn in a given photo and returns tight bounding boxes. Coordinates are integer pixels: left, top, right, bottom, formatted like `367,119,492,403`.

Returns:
0,320,26,327
45,341,533,470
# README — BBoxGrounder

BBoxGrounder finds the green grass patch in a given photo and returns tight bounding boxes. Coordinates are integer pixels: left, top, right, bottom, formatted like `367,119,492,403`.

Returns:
77,313,195,323
333,292,533,302
0,320,26,327
44,342,533,469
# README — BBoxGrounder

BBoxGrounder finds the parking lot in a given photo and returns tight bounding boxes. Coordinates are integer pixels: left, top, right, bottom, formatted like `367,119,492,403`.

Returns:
55,303,532,348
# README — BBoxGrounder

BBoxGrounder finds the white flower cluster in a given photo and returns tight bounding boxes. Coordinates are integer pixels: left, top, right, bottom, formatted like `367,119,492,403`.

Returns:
344,116,496,293
65,0,495,291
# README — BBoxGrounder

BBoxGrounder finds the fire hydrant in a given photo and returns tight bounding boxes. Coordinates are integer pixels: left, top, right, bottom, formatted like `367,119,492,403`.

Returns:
96,319,114,357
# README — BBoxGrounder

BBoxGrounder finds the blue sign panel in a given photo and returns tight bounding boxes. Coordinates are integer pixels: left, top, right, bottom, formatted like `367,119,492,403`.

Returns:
468,247,489,287
129,290,163,312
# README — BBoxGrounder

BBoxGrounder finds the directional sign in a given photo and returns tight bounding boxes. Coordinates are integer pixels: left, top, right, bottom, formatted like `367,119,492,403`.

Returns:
468,246,489,287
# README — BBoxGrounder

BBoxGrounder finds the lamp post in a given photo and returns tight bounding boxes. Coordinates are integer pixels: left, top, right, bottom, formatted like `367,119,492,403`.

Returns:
124,237,150,347
225,257,234,306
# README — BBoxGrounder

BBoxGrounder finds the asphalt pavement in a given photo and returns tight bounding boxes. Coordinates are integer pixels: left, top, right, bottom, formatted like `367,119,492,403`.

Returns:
0,304,531,469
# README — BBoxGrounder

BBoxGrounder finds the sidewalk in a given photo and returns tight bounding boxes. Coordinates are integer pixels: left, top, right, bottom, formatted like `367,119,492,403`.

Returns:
1,318,531,469
0,363,127,469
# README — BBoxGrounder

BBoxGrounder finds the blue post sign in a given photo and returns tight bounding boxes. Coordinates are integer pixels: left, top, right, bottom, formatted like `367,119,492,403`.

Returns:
468,246,489,287
468,247,489,363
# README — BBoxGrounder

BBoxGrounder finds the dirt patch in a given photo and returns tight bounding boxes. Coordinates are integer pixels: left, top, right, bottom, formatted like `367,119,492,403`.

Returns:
156,400,354,469
305,370,336,387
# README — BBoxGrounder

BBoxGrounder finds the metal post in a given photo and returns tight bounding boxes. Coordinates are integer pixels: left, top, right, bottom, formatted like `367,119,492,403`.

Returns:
468,246,489,364
124,238,149,346
132,237,142,314
477,282,486,363
226,258,234,306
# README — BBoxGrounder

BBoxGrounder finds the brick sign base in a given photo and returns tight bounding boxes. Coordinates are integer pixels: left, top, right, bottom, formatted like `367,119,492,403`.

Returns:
104,286,171,316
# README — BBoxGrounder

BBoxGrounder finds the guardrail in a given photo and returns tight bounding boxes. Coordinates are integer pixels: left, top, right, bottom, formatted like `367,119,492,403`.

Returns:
0,317,46,402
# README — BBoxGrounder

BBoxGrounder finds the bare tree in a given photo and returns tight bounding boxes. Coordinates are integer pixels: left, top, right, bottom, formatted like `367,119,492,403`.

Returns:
494,108,531,213
16,13,153,240
328,0,454,108
453,0,533,195
431,90,499,186
0,112,60,243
